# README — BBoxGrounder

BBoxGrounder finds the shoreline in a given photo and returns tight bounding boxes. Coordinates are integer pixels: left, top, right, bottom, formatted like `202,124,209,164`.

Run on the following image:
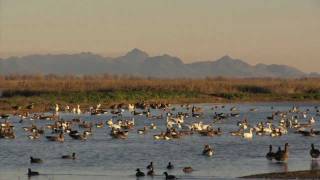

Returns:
0,95,319,114
240,169,320,179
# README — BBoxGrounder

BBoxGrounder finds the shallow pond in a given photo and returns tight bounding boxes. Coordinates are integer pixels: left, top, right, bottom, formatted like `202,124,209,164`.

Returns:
0,102,320,180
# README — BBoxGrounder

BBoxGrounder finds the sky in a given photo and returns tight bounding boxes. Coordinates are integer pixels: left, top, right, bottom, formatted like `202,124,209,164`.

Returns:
0,0,319,72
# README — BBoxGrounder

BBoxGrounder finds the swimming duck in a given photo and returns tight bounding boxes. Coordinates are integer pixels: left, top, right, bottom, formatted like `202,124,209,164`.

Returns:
136,168,145,177
266,145,275,160
230,106,238,111
167,162,174,170
69,131,87,140
62,152,76,159
137,126,147,134
132,111,143,116
46,132,64,142
163,172,176,180
30,156,43,163
297,128,316,137
183,166,193,173
230,128,244,136
270,129,282,137
250,108,258,112
274,143,289,162
28,132,40,140
310,144,320,159
28,168,39,177
95,122,104,128
84,128,93,136
150,123,157,129
110,128,128,139
202,144,214,157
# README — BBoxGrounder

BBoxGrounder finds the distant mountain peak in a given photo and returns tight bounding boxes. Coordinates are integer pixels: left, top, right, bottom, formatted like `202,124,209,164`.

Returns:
215,55,249,66
125,48,149,58
0,49,310,78
221,55,232,59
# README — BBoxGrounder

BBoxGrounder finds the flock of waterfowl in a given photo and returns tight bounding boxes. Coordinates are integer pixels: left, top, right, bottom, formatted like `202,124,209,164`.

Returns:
1,102,320,178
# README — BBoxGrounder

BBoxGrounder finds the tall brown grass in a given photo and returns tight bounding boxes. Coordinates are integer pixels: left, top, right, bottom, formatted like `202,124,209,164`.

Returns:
0,74,319,95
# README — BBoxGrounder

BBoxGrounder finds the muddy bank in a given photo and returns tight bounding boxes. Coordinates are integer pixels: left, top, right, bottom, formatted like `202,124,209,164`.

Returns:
240,169,320,179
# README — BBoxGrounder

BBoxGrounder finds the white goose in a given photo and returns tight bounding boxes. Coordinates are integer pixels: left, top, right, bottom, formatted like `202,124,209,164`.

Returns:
309,117,315,124
55,104,59,113
96,103,101,110
167,116,184,124
65,105,70,112
243,128,253,139
128,104,135,111
107,119,113,126
76,105,81,114
264,123,273,134
150,123,157,129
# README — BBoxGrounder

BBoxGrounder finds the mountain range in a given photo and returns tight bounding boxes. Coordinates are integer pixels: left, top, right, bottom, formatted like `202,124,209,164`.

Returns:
0,48,316,78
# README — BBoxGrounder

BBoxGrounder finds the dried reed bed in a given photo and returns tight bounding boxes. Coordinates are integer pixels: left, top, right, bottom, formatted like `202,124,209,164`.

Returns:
0,75,319,95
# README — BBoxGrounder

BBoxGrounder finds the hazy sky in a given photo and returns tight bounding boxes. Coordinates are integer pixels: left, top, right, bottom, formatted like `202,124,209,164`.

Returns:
0,0,319,72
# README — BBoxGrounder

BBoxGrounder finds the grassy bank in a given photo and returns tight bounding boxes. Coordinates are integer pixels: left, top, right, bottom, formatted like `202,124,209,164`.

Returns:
0,75,320,111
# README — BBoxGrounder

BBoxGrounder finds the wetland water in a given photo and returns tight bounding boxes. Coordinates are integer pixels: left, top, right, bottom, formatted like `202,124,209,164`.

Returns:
0,102,320,180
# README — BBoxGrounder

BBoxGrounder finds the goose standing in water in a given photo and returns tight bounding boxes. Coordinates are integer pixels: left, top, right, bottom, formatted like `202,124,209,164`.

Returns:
310,144,320,159
266,145,275,160
243,128,253,139
55,104,59,113
76,105,81,114
274,143,289,162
